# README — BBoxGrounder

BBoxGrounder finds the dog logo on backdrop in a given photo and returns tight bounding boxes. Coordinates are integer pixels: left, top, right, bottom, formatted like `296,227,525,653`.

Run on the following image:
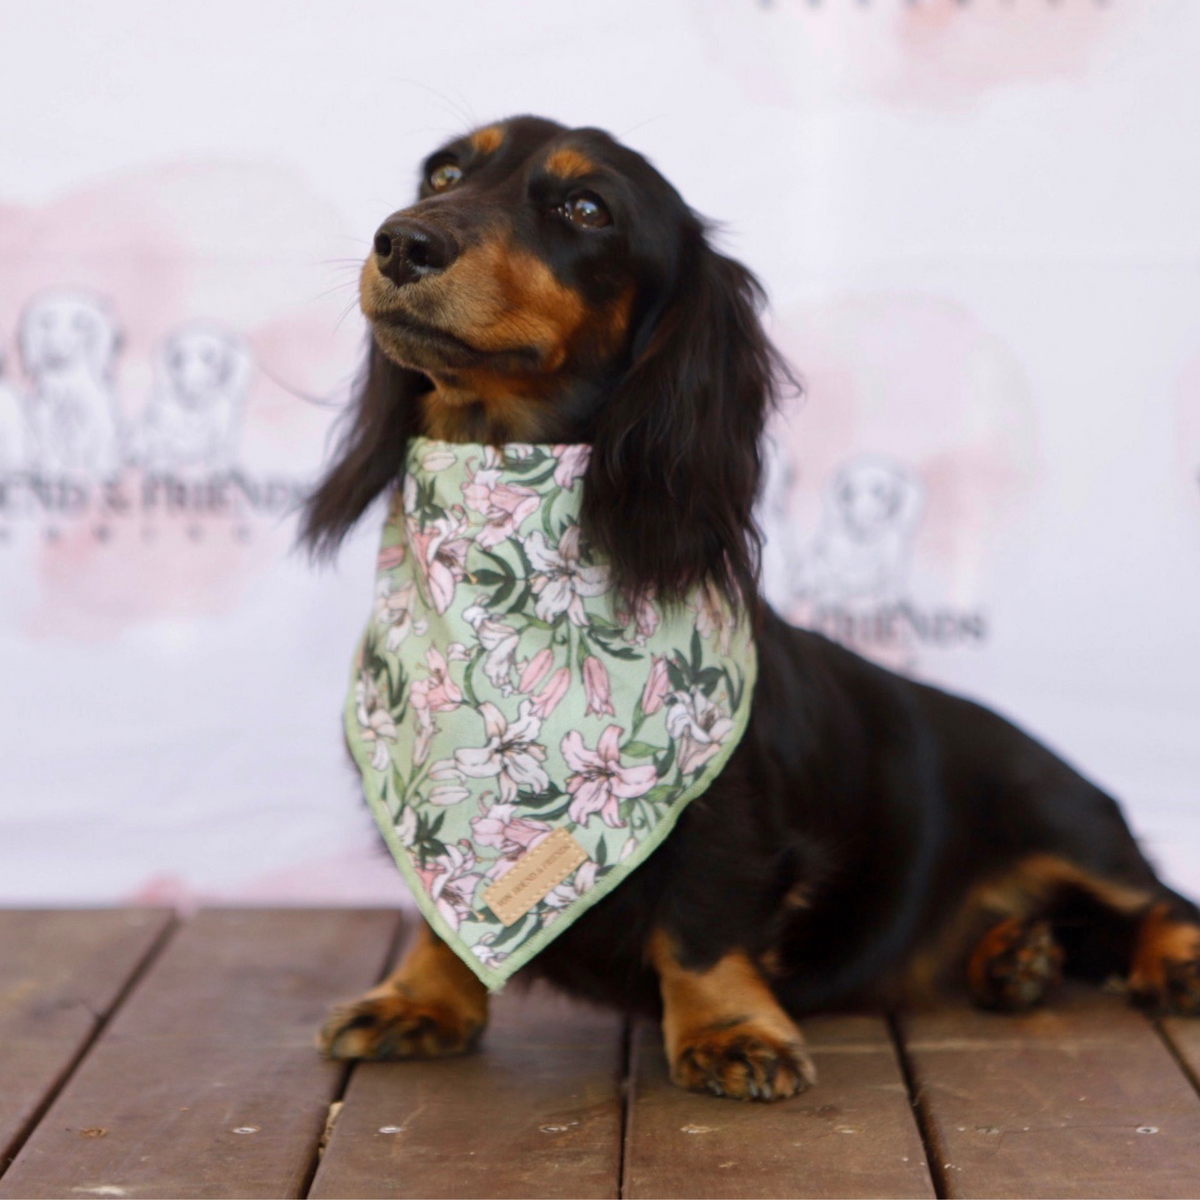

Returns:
18,290,124,474
0,291,305,544
0,349,27,472
131,325,252,469
794,455,924,605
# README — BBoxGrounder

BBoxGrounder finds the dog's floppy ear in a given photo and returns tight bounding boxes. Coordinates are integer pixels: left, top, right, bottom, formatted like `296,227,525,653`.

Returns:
300,342,427,559
583,225,792,609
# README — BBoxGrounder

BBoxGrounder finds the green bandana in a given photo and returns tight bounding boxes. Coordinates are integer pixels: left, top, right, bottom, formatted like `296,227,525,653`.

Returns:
345,438,757,989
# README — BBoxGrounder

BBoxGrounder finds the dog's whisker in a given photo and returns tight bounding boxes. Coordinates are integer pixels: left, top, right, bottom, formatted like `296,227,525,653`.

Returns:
256,358,343,410
313,281,360,303
390,79,480,135
617,113,671,140
333,296,365,334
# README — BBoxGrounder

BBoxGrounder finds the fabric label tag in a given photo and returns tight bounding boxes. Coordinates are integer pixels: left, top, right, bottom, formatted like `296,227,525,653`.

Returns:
482,828,589,926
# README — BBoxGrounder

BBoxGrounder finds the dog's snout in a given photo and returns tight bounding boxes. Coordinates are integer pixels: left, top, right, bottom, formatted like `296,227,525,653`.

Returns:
373,218,459,286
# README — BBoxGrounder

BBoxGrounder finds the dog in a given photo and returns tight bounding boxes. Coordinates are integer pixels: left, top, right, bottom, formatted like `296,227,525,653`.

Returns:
19,290,123,474
302,115,1199,1102
794,455,924,606
132,325,251,470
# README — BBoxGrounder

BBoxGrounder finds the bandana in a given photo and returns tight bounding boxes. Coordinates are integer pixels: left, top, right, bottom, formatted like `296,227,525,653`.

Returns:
345,438,756,989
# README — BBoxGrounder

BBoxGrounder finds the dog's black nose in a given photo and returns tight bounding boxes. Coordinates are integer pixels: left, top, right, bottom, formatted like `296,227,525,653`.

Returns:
373,219,459,286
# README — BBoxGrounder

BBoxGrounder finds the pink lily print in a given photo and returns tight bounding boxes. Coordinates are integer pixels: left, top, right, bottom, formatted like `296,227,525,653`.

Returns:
551,443,590,489
462,460,540,549
561,725,658,828
666,687,736,776
407,511,471,615
463,603,521,694
471,801,553,879
544,860,600,910
374,575,427,653
583,655,616,717
409,645,467,765
454,700,550,803
414,840,483,932
524,524,610,626
355,672,397,773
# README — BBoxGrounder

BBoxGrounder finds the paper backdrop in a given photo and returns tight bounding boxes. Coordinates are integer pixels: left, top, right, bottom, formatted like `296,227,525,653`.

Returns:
1,0,1197,905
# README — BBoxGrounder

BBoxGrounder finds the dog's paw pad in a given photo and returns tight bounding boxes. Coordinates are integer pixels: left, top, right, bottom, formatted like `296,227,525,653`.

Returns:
318,988,484,1061
969,919,1063,1013
672,1023,816,1102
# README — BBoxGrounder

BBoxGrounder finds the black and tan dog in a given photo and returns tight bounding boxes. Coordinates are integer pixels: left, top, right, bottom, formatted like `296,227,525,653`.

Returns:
303,115,1200,1102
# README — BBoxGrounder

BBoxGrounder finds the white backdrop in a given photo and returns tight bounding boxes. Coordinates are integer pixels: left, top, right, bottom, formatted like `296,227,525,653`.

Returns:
1,0,1197,906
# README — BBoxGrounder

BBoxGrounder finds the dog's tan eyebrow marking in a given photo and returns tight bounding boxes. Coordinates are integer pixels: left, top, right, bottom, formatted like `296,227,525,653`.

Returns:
469,125,505,155
545,147,597,179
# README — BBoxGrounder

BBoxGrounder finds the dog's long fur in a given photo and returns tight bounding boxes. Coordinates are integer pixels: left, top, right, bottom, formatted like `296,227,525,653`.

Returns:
304,116,1200,1100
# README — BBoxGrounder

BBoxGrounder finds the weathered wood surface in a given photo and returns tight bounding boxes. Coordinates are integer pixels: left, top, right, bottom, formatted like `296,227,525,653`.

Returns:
0,908,174,1173
622,1014,935,1200
901,989,1200,1200
1160,1013,1200,1094
0,909,399,1200
310,983,625,1200
5,911,1200,1199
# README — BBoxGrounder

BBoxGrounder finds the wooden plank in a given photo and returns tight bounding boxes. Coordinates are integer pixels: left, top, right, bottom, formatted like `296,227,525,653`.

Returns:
900,989,1200,1199
622,1014,936,1200
309,982,625,1200
0,908,175,1174
1160,1014,1200,1096
0,908,400,1200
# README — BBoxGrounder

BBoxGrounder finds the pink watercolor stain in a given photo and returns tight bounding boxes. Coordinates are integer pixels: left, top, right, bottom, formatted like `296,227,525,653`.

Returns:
689,0,1154,110
769,292,1039,600
0,160,365,640
124,846,411,909
27,509,283,640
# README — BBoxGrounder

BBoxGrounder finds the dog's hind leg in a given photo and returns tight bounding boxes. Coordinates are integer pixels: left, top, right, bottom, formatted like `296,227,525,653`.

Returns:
966,916,1065,1012
1127,894,1200,1015
957,852,1200,1016
648,929,817,1102
318,918,489,1060
1045,880,1200,1015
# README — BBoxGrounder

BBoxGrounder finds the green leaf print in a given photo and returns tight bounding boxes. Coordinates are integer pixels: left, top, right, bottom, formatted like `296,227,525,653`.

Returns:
621,740,662,759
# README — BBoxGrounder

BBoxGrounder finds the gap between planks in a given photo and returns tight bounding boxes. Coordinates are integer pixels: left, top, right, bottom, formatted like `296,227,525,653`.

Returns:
0,909,178,1181
0,909,403,1200
302,913,412,1199
16,913,1200,1200
897,989,1200,1200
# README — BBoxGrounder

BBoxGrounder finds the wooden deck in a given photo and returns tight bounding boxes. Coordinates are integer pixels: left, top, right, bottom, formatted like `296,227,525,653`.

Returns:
3,910,1200,1199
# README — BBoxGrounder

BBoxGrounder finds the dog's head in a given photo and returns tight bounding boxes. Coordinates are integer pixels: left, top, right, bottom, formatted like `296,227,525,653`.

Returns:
304,115,794,606
19,291,121,382
159,326,252,412
829,457,922,543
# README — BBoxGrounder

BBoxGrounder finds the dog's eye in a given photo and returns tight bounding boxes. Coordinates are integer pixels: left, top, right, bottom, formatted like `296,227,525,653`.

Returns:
428,161,463,192
564,191,611,229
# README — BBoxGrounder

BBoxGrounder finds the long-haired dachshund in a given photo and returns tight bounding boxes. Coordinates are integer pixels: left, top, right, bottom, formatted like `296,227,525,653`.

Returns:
303,115,1199,1102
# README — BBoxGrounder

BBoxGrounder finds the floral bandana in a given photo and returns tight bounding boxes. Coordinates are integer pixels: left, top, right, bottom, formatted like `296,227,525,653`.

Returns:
345,438,757,989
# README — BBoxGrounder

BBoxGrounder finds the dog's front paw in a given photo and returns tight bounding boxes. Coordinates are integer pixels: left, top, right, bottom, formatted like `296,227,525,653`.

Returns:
670,1021,817,1102
319,982,486,1061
